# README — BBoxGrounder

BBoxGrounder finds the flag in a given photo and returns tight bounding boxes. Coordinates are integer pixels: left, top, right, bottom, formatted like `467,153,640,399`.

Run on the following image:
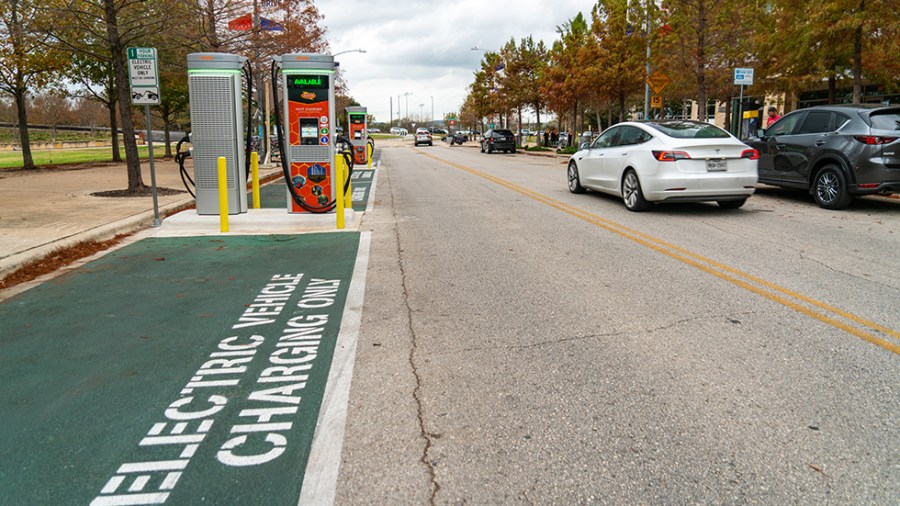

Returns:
228,13,284,31
494,62,505,71
260,17,284,31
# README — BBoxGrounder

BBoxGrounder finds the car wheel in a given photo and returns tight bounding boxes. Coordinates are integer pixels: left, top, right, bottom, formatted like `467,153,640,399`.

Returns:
487,145,493,154
622,170,651,211
567,162,586,194
480,144,485,153
717,198,747,209
511,148,516,154
812,165,853,210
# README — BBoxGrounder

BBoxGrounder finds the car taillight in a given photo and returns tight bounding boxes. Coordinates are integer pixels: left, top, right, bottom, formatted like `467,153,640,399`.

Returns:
854,135,898,145
741,149,759,160
652,150,691,161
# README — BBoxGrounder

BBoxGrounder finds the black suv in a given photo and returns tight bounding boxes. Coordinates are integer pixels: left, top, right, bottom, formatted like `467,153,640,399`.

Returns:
480,129,516,154
746,104,899,209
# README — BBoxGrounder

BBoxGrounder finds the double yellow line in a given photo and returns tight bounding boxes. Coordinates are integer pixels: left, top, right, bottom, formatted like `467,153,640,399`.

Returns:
419,151,900,355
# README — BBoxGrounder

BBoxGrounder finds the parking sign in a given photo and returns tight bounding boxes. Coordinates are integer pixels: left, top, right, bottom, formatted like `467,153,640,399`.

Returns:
127,47,160,105
734,68,754,86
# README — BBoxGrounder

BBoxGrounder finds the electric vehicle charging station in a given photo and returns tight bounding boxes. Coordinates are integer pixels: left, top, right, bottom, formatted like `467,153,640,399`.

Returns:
186,53,249,215
346,106,368,165
275,53,337,214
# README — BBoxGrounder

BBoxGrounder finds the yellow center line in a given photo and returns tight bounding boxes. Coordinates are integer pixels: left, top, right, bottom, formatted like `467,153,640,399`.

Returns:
418,151,900,355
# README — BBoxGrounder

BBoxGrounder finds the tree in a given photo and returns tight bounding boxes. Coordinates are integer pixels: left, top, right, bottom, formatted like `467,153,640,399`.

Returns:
589,0,646,122
0,0,67,169
543,12,591,142
46,0,188,192
754,0,899,105
69,55,125,161
499,36,548,143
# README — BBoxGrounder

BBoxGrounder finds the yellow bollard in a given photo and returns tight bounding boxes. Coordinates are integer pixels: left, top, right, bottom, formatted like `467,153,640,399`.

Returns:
345,153,353,210
251,151,260,209
217,156,229,233
334,154,345,230
367,143,373,169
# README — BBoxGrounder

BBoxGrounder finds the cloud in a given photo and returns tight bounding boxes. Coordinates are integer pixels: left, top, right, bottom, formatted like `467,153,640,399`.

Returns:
314,0,596,123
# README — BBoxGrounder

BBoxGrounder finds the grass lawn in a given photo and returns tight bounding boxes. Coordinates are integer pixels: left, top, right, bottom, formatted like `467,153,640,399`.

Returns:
0,145,170,169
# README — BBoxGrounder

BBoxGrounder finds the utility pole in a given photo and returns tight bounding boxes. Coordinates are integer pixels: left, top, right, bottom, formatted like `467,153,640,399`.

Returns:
643,0,653,120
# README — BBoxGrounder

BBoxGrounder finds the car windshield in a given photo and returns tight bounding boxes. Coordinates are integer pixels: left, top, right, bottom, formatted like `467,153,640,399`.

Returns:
869,111,900,131
646,121,730,139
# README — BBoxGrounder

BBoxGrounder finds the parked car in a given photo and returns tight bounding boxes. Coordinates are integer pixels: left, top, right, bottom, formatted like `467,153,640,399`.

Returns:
390,127,408,136
567,120,758,211
746,104,900,209
480,129,516,154
414,128,433,147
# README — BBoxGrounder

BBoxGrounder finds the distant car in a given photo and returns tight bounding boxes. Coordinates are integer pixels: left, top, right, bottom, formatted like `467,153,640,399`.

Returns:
369,128,380,133
567,120,758,211
390,127,408,136
414,128,432,147
746,104,900,209
480,128,516,154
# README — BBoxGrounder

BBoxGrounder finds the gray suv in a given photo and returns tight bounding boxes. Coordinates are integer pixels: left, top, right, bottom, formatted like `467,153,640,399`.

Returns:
747,104,899,209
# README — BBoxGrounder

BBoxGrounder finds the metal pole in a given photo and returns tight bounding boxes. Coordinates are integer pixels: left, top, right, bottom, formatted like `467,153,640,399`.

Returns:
644,0,652,119
738,84,744,138
145,105,160,227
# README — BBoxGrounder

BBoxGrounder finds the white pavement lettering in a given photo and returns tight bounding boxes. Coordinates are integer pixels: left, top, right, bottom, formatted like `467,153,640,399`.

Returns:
217,280,341,468
91,274,303,505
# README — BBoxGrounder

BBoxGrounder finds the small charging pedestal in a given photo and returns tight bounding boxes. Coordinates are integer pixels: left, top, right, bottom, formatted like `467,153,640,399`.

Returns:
277,53,336,214
346,106,368,165
187,53,248,215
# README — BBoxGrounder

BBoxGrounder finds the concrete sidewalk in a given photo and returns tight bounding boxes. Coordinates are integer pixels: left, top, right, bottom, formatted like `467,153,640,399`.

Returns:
0,158,328,279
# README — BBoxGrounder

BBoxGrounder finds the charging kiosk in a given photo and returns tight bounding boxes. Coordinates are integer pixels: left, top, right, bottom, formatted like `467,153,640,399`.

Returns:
346,106,368,165
187,53,248,215
277,53,336,214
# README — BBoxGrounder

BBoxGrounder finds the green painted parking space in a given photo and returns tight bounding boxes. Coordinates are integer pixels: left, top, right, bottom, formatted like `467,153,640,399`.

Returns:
0,233,360,505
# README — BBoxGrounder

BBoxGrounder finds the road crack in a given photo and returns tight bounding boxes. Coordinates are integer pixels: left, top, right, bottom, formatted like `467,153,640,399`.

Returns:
387,165,440,504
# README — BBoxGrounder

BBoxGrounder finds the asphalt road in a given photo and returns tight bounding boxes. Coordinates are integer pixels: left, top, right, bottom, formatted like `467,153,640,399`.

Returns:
337,141,899,504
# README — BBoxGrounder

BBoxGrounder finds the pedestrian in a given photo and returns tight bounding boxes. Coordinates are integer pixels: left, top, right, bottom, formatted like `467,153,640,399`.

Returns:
551,129,558,146
766,106,781,127
543,129,549,147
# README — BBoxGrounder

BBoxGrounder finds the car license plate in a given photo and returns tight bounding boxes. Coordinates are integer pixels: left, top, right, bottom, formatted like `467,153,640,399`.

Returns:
706,160,727,172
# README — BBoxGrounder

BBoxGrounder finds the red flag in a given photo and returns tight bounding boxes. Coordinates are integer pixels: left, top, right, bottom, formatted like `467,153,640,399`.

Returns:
228,14,252,31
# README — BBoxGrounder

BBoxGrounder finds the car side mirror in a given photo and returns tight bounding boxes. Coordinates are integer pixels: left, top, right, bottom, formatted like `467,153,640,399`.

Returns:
756,128,766,139
579,142,590,151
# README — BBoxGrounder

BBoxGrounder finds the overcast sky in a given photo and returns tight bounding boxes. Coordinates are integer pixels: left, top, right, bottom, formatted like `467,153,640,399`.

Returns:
314,0,596,126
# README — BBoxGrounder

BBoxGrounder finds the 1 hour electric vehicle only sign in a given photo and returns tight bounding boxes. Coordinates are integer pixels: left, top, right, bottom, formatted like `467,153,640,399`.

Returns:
128,47,160,105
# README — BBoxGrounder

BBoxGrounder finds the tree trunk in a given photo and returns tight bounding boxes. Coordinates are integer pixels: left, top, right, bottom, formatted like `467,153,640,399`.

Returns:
104,0,145,192
535,103,541,146
517,106,523,146
14,83,35,169
571,100,577,146
109,99,121,161
618,92,626,123
827,69,836,104
696,0,708,122
852,0,864,104
163,118,172,158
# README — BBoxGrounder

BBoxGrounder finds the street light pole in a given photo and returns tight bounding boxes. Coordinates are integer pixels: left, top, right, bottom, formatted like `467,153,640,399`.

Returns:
403,92,412,120
333,48,366,57
431,96,434,124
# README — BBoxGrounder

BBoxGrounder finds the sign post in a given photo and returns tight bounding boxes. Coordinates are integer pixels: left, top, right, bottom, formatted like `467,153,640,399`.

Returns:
127,47,161,226
733,68,754,137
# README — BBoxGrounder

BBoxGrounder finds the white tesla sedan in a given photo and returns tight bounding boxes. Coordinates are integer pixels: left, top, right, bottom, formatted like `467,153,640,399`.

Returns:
567,120,759,211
